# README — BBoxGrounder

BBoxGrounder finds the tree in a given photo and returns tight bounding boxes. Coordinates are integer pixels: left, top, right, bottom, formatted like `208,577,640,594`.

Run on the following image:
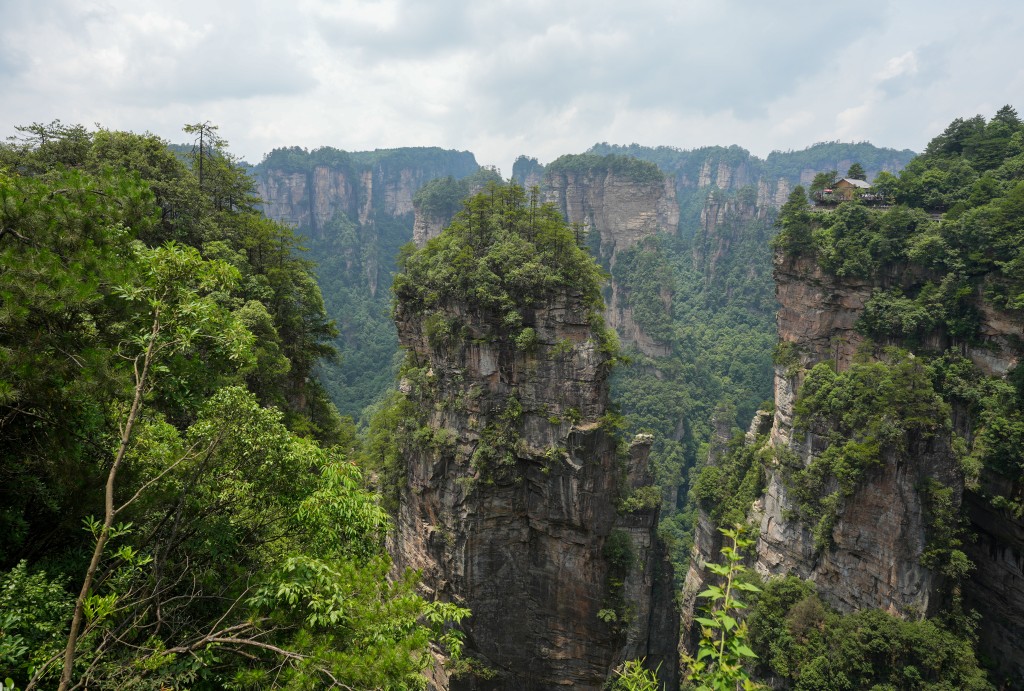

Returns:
182,121,224,192
0,167,155,564
846,162,867,181
809,171,837,197
772,186,815,254
871,170,899,202
55,243,252,691
1,122,468,690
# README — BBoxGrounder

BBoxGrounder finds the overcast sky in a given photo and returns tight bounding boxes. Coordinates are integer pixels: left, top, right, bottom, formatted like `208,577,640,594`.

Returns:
1,1,1021,173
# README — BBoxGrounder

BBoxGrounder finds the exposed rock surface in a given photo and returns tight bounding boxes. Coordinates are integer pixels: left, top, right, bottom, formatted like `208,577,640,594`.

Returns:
544,170,678,264
390,291,678,690
696,251,1024,682
691,191,767,287
544,170,679,357
411,165,680,358
254,149,478,241
412,205,449,246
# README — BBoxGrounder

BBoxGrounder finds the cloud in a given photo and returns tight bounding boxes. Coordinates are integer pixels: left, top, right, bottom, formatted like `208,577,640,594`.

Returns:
0,1,317,107
0,0,1022,172
312,0,475,61
877,43,948,98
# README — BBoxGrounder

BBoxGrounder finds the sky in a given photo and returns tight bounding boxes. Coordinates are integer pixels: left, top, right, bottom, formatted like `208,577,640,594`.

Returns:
1,1,1021,174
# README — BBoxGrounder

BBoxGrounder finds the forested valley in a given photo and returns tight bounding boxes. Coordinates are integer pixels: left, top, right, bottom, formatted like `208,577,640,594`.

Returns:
2,107,1024,689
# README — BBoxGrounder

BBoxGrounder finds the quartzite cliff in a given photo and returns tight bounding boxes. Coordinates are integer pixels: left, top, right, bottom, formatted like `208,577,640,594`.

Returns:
684,247,1024,684
388,195,678,689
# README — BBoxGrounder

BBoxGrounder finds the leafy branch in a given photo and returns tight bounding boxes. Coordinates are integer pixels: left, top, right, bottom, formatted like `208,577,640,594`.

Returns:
683,524,762,691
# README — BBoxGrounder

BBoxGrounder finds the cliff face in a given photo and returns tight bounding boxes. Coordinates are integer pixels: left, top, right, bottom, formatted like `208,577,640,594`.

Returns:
587,142,916,219
256,149,479,241
691,190,773,290
544,169,679,357
728,252,1024,680
390,292,678,689
411,205,448,246
544,170,678,262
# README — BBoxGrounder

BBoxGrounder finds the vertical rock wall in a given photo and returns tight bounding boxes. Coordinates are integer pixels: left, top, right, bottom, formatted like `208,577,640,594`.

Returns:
254,149,479,241
390,293,678,690
683,250,1024,682
544,170,679,357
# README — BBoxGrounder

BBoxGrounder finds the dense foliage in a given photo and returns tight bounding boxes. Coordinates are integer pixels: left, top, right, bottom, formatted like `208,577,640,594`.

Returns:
773,107,1024,522
412,168,503,222
545,153,665,185
259,145,477,179
0,123,467,689
394,182,609,341
746,107,1024,687
306,210,410,419
610,197,778,569
789,350,953,551
746,577,992,690
690,432,768,529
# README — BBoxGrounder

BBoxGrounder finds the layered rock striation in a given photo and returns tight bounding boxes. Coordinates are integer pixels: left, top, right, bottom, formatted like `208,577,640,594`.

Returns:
389,194,678,689
254,147,478,241
683,246,1024,682
760,253,1023,624
542,161,679,357
390,298,678,689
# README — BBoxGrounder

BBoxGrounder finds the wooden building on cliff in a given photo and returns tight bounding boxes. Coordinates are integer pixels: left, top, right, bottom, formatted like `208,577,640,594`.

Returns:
833,177,873,200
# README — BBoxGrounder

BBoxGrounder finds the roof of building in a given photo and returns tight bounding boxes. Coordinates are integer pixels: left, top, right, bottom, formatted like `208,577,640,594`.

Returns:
837,177,873,188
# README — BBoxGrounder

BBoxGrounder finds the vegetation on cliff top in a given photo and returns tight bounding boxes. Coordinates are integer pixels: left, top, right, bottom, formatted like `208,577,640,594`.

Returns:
775,106,1024,305
545,153,665,186
773,106,1024,521
394,181,610,339
694,109,1024,689
258,144,477,179
412,167,503,221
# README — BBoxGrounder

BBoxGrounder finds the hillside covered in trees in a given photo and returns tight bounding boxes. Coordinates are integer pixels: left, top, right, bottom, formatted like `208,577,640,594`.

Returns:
0,123,466,689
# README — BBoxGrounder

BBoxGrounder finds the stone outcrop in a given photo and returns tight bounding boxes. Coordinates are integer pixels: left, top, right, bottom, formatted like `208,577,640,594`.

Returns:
686,250,1024,682
692,191,763,285
544,169,679,357
770,251,1023,609
412,205,449,246
254,148,478,241
390,290,678,689
544,170,678,266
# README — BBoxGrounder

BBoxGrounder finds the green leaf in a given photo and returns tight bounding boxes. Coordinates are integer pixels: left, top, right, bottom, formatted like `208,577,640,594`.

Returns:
735,644,758,659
